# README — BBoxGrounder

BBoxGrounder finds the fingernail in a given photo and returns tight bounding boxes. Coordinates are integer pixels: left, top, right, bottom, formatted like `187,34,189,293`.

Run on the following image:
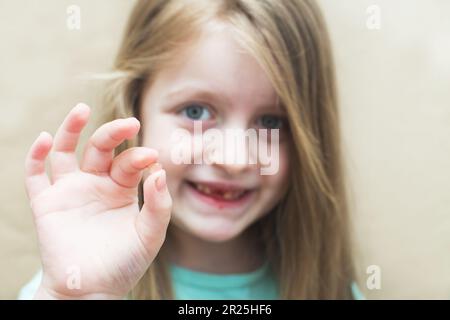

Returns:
74,103,89,113
39,131,51,140
148,163,162,174
155,170,166,192
127,117,140,128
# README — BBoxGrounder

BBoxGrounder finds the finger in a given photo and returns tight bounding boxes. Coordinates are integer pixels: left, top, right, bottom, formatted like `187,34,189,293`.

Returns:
80,117,140,174
110,147,159,188
135,169,172,254
25,132,53,201
50,103,90,181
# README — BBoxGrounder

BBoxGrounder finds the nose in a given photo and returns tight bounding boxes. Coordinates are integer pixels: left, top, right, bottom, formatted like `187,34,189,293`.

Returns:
205,126,258,176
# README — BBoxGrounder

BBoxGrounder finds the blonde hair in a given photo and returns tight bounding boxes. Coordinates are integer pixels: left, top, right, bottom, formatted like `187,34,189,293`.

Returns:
101,0,355,299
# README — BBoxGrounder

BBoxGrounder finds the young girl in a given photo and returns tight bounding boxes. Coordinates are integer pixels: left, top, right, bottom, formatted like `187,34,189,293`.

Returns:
20,0,362,299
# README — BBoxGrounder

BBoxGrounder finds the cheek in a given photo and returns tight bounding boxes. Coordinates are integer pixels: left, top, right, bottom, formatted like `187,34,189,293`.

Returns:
262,144,290,198
141,116,169,150
141,117,188,186
141,114,179,168
278,144,290,181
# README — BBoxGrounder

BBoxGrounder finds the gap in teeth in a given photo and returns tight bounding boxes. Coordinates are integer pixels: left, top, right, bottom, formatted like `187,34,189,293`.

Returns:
193,183,245,200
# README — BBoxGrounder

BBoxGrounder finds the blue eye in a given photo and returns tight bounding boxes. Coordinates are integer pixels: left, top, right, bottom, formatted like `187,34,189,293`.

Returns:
180,104,212,121
258,115,284,130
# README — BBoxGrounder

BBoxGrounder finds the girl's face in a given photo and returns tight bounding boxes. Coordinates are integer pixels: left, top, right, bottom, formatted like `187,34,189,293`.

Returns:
141,21,290,242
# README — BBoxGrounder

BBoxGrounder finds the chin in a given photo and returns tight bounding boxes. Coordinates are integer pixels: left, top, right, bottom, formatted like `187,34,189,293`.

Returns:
179,218,246,243
196,229,239,243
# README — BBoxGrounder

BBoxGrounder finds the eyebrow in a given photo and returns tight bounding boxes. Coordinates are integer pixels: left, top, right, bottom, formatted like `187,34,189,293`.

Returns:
164,84,230,107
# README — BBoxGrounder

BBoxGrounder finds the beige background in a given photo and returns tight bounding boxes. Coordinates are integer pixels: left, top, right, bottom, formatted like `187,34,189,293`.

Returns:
0,0,449,299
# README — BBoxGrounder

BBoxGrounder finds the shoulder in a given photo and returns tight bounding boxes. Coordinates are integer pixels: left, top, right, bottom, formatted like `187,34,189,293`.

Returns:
351,281,366,300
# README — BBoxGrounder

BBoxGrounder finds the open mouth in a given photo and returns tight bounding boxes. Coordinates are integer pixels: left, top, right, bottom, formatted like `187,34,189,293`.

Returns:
186,181,252,202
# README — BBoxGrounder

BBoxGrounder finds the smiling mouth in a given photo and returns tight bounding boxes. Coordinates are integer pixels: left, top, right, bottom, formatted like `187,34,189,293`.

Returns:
186,181,252,201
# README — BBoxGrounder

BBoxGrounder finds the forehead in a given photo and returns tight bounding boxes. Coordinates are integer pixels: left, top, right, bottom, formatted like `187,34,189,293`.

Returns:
149,21,279,111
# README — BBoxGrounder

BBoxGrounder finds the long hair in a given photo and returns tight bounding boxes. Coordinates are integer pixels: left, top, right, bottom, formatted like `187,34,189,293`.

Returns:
100,0,355,299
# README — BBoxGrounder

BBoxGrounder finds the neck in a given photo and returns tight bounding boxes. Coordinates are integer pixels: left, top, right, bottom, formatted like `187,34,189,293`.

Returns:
164,223,265,274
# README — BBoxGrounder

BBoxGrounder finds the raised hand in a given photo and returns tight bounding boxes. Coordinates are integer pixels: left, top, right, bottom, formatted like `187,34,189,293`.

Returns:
24,103,172,299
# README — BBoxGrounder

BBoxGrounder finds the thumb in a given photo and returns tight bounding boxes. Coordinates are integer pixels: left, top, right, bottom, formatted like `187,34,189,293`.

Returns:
135,167,172,256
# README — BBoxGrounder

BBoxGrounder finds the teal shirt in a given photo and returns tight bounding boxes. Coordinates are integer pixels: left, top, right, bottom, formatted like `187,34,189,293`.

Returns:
18,266,364,299
170,263,365,300
170,262,279,300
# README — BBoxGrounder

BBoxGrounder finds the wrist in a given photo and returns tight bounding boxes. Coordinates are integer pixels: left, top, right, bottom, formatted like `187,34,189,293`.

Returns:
33,285,60,300
34,285,122,300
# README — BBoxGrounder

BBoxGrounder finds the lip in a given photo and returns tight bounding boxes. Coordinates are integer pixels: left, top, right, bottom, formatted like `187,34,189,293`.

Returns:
188,180,254,192
185,180,256,210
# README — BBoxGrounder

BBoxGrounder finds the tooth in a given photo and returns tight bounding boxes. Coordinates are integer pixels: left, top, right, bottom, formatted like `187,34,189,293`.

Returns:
224,191,245,200
194,182,247,199
196,184,212,195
